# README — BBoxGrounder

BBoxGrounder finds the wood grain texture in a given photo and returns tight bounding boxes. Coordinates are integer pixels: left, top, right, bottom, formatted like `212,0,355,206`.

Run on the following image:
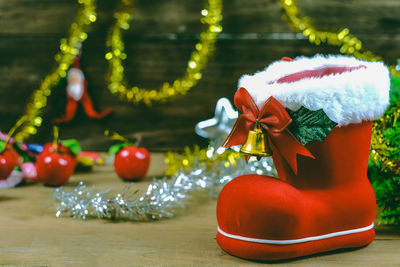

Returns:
0,154,399,266
1,0,399,151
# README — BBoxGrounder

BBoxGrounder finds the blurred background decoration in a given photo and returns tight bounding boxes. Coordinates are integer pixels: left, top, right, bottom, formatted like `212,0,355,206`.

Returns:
2,0,399,152
1,0,400,223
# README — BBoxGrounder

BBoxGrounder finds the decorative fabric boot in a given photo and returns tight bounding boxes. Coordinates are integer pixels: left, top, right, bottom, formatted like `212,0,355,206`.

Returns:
217,55,390,261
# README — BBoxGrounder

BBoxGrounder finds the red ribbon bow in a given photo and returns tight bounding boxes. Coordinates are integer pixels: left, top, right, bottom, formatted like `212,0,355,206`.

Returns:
223,87,314,174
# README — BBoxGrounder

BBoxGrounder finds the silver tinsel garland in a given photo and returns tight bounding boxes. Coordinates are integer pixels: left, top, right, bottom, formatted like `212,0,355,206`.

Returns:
54,98,276,221
54,155,276,221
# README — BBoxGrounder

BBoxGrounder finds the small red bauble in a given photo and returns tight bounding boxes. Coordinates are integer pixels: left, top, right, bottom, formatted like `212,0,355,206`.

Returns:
0,150,17,179
36,143,77,186
114,146,150,181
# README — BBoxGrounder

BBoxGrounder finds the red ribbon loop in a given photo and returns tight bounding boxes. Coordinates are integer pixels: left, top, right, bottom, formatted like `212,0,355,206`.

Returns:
223,87,314,174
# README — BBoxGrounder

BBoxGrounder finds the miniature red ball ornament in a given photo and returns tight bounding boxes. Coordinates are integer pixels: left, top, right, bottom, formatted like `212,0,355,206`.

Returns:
0,149,17,179
36,127,81,186
36,146,76,186
106,131,150,181
114,146,150,181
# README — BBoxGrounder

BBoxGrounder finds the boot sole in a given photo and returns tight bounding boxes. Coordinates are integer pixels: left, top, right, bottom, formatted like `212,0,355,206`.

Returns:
217,223,375,261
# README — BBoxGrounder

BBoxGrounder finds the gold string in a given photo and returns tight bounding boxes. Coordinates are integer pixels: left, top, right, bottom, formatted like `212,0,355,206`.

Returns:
105,0,223,106
0,115,27,151
6,115,27,144
52,126,60,149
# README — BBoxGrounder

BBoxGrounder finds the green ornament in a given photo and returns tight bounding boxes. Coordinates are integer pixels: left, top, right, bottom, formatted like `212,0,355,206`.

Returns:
61,139,82,156
287,106,337,146
108,143,130,156
0,140,5,153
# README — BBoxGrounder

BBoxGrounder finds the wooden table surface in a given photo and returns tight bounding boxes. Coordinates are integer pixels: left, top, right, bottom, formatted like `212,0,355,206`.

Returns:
0,154,399,266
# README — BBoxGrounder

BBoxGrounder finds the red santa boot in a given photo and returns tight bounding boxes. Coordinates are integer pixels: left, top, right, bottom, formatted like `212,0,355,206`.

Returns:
53,54,112,124
217,55,390,261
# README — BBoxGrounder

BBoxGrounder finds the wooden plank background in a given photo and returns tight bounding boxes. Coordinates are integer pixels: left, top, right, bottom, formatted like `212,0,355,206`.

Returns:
1,0,400,151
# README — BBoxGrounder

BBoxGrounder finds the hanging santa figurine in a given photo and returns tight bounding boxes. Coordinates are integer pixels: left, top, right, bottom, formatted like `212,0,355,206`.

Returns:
53,45,112,124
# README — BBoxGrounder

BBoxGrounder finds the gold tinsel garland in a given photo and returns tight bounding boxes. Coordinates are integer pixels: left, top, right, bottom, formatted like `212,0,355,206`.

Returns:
370,103,400,176
165,145,241,176
279,0,400,175
105,0,223,106
280,0,384,66
13,0,97,141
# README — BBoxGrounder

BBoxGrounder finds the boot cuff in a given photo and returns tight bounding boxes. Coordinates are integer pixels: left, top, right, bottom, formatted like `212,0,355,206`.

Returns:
238,55,390,126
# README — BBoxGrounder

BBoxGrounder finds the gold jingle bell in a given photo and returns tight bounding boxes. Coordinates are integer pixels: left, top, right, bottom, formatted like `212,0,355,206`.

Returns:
240,125,273,157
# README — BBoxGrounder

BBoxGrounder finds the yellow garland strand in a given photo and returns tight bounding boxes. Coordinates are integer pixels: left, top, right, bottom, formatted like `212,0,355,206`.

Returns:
370,104,400,176
13,0,97,141
105,0,223,106
279,0,400,174
279,0,399,76
165,145,240,176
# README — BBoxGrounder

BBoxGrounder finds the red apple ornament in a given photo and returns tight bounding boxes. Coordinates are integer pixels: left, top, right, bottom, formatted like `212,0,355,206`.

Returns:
106,131,151,181
114,146,150,181
0,149,17,179
36,140,80,186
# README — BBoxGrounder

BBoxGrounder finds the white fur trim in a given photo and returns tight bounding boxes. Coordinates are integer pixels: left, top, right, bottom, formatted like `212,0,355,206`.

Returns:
67,68,85,101
67,84,84,101
67,68,84,81
238,55,390,126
